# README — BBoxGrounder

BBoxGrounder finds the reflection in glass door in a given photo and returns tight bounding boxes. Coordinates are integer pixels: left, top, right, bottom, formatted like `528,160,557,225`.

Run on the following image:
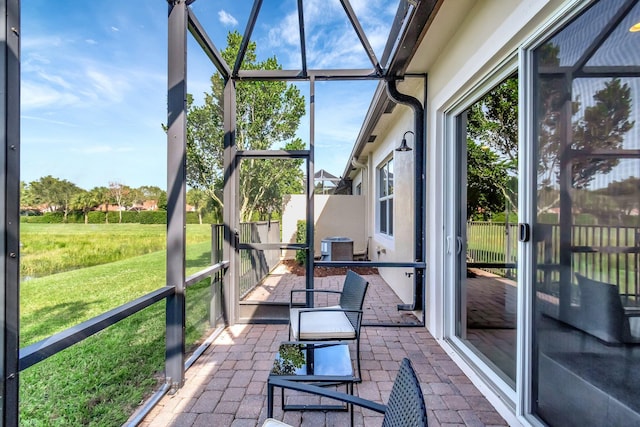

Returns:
454,76,519,387
530,1,640,425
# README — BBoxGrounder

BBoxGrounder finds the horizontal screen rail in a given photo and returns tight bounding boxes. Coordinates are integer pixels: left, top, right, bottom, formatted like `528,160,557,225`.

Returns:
185,261,229,287
236,149,309,159
19,286,174,371
467,262,516,269
314,261,426,269
238,243,306,251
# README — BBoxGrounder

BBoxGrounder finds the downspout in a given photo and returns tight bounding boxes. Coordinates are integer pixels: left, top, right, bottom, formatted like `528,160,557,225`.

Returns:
351,157,369,258
386,78,425,311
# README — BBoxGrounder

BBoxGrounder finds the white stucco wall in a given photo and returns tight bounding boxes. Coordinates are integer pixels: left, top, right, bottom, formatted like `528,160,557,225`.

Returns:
350,1,578,424
281,194,366,259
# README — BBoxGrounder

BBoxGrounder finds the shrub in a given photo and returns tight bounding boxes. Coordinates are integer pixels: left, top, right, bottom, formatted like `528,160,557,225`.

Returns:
574,213,597,225
491,212,518,223
119,211,140,224
139,211,167,224
538,212,558,224
87,211,106,224
295,220,306,265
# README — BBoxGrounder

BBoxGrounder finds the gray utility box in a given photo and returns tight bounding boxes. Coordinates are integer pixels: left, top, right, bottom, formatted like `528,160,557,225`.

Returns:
320,237,353,261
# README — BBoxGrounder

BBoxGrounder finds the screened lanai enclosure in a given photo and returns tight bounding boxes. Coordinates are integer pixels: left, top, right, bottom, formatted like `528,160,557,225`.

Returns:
1,0,434,424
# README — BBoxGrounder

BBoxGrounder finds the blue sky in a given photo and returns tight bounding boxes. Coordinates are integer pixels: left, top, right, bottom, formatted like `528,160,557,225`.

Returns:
21,0,397,190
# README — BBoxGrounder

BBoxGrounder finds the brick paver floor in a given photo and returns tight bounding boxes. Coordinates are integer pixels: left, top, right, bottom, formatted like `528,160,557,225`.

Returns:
139,326,507,426
138,270,508,427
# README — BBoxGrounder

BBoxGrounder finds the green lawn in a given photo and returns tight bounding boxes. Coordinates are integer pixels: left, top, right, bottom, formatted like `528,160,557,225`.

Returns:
20,223,212,278
19,224,217,426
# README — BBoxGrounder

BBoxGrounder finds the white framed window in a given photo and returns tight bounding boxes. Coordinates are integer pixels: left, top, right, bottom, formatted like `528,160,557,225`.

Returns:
378,157,394,236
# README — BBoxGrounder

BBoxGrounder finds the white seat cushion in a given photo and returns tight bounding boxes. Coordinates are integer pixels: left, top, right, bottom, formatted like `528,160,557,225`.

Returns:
263,418,291,427
290,306,356,340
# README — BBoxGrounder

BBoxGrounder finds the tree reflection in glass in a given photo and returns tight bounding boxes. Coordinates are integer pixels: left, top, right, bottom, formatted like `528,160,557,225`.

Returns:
271,344,305,375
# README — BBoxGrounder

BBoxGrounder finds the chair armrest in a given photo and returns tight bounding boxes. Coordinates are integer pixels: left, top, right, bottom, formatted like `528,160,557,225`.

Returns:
289,289,343,307
268,377,386,414
297,308,363,319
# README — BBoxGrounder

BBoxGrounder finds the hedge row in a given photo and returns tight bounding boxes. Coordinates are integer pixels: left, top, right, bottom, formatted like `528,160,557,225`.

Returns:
21,211,222,224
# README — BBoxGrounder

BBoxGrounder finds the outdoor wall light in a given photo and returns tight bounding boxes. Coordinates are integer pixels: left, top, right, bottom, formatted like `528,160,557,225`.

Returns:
396,130,414,152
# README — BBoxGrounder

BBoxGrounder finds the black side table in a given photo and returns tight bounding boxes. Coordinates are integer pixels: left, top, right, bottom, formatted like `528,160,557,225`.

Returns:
267,341,358,418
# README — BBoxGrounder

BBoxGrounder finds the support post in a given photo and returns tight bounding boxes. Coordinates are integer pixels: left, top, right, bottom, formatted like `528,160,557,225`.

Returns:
305,77,315,306
1,0,20,424
223,77,237,324
166,0,188,391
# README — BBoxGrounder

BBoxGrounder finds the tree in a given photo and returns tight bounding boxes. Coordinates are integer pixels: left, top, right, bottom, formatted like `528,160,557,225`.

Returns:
71,190,99,224
186,31,306,221
138,185,167,210
571,78,635,189
468,76,518,169
108,181,133,223
187,187,208,224
535,43,635,213
466,139,509,220
29,175,81,221
90,186,111,223
467,76,518,216
20,181,36,212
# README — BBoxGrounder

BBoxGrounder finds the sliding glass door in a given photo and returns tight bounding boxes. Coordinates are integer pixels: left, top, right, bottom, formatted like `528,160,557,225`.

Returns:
450,75,519,388
529,1,640,425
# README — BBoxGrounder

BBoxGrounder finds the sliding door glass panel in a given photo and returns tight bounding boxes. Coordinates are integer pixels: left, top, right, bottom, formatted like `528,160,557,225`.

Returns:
455,75,519,387
532,1,640,425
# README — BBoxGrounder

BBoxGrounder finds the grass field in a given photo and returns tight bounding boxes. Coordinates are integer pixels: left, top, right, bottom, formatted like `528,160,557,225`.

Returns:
19,224,216,426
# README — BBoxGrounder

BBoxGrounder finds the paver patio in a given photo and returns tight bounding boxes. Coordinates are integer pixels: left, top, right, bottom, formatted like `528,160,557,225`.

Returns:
138,270,508,427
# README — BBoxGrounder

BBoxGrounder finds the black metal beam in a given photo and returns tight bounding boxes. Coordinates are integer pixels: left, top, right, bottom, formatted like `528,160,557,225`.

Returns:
572,0,637,74
306,77,316,306
235,68,378,81
339,0,382,75
569,148,640,158
2,0,20,423
19,287,174,371
233,0,263,77
187,7,231,79
297,0,307,77
236,149,310,159
166,0,188,390
184,261,229,287
238,243,306,251
222,77,238,325
314,261,426,269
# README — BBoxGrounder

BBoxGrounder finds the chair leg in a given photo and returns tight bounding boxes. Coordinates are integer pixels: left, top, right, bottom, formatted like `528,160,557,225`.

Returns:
356,339,362,381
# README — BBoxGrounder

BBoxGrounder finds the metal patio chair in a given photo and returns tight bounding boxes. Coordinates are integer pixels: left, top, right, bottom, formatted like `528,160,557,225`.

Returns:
264,358,428,427
288,270,369,378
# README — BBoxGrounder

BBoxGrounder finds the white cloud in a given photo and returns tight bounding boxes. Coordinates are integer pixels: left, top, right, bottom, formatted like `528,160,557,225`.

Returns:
268,12,299,48
218,10,238,27
264,0,393,69
85,39,98,45
84,68,129,103
111,26,119,32
21,81,81,110
37,71,73,89
21,115,78,127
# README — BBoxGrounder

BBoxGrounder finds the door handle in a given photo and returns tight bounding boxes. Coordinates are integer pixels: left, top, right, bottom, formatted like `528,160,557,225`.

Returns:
519,223,531,242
